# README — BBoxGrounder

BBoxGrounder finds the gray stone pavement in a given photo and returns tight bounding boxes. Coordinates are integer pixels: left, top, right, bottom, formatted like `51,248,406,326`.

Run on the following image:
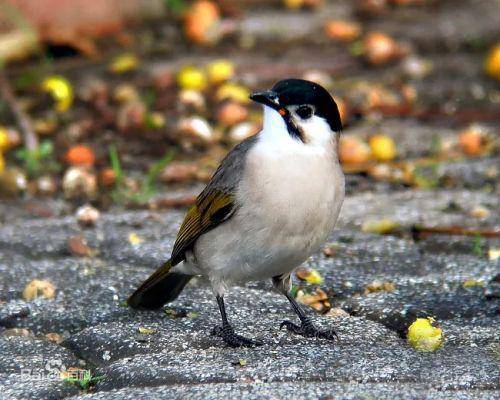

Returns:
0,188,498,399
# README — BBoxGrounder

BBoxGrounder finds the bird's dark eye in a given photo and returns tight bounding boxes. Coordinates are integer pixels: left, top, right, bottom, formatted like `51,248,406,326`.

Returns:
296,105,313,119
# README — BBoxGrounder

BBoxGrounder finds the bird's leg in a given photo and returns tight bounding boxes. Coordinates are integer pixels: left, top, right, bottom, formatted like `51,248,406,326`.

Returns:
273,275,338,340
211,295,262,347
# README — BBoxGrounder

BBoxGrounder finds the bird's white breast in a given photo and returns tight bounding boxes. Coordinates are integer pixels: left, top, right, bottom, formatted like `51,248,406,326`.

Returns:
190,107,345,294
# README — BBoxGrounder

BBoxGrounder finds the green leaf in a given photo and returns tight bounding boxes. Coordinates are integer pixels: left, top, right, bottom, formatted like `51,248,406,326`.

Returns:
143,150,175,190
108,145,123,185
165,0,187,15
472,234,483,257
38,140,54,157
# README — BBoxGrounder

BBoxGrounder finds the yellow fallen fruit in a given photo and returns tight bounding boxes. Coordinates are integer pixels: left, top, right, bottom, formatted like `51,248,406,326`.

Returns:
305,269,324,284
470,205,489,218
369,134,397,161
339,135,371,164
488,248,500,261
362,219,399,234
0,153,5,174
283,0,303,10
458,126,485,156
177,66,207,91
109,53,139,74
0,127,10,152
128,232,144,246
215,83,250,104
484,44,500,80
138,327,156,334
407,317,443,352
184,0,220,45
462,279,485,288
23,279,56,300
145,112,166,129
42,76,73,112
207,60,235,84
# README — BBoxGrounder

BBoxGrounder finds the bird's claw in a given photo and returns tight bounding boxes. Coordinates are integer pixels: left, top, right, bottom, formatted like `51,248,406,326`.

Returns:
211,325,262,348
280,318,338,340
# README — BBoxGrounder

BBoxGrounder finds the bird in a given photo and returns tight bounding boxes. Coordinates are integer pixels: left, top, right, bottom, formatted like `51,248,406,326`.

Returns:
128,78,345,347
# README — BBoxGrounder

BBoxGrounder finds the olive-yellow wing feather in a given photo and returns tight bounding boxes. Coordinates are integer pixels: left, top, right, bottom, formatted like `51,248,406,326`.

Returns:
170,189,234,265
128,135,258,308
169,135,258,265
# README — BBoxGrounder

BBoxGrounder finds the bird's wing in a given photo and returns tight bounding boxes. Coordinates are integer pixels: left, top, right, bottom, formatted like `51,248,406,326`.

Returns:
170,134,258,265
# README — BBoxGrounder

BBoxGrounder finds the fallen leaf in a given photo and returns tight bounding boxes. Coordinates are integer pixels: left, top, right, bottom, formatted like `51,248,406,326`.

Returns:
67,235,94,257
365,280,396,294
296,288,330,312
164,308,187,318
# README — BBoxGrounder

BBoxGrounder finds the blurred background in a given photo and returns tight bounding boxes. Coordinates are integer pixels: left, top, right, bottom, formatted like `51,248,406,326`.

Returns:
0,4,499,394
0,0,498,212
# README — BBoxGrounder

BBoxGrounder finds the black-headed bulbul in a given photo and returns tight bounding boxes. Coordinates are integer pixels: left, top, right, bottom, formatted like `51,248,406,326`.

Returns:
128,79,345,347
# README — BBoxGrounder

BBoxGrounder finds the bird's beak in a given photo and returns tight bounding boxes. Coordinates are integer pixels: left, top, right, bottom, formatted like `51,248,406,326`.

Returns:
249,90,280,111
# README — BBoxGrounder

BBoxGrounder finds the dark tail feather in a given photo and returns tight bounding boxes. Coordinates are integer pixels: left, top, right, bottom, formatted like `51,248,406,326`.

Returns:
127,259,193,309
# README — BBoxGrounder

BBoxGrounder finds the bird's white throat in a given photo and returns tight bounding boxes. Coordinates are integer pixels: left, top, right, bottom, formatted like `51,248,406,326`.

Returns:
260,105,337,152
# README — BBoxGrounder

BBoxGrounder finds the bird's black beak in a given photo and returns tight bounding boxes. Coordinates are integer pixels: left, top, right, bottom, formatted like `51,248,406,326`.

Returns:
249,90,280,111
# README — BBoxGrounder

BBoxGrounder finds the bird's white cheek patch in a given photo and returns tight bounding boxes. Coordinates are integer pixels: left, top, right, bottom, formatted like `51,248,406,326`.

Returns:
297,115,334,147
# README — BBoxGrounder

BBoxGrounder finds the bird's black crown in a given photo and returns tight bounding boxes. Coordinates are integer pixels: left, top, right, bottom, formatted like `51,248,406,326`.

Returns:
271,79,342,132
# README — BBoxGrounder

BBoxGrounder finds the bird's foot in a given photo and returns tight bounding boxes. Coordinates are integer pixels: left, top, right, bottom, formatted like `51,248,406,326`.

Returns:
280,318,338,340
211,325,262,348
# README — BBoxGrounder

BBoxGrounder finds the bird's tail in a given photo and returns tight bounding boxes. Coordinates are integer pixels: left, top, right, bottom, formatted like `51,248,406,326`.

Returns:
127,259,193,309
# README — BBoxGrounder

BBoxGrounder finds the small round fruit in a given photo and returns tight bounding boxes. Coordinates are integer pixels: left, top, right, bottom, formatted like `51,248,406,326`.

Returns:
484,44,500,80
458,126,485,156
363,32,401,65
369,134,396,161
407,317,443,352
177,66,208,91
339,136,371,164
184,1,220,45
65,145,96,167
207,60,235,84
